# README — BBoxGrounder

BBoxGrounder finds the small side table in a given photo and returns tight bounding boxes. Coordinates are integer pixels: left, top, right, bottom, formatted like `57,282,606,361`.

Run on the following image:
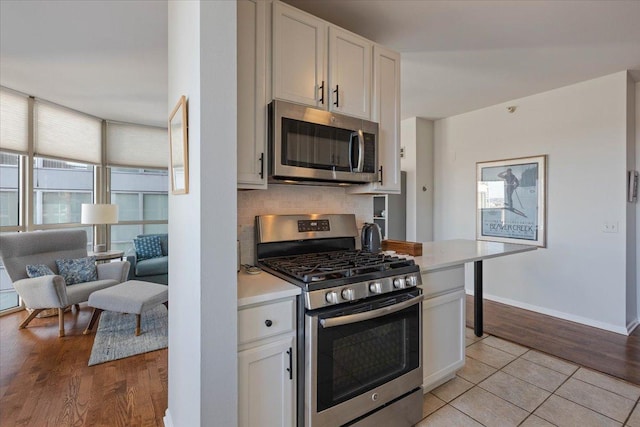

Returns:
88,250,125,263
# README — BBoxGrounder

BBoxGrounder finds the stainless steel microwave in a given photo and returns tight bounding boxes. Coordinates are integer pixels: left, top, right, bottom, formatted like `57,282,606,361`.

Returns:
268,100,379,184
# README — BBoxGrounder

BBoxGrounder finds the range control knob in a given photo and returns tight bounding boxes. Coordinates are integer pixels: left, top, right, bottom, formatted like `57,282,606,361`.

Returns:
405,275,418,287
393,277,406,289
369,281,383,294
341,288,355,301
325,291,339,304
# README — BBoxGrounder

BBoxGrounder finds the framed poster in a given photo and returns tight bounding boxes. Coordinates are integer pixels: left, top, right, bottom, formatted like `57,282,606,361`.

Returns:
476,155,547,247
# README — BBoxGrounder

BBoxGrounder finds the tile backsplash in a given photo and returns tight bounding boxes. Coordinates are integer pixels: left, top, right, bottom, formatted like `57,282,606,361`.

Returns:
237,185,372,265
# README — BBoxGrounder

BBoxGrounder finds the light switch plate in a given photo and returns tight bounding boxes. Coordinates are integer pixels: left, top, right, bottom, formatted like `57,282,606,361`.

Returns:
602,222,619,233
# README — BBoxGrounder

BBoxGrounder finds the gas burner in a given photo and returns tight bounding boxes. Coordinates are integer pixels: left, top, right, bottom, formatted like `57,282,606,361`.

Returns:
260,249,415,286
255,214,422,307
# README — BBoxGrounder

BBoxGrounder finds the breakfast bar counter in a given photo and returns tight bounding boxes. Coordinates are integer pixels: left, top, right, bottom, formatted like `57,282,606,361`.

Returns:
412,239,537,336
412,239,537,272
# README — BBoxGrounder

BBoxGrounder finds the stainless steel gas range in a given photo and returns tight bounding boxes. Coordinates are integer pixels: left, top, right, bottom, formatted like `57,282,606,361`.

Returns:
255,214,423,427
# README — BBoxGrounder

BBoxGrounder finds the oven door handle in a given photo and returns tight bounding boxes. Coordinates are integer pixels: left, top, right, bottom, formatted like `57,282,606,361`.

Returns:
319,295,422,328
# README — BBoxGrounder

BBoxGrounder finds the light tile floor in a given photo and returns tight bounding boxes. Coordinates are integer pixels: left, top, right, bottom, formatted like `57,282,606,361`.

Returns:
416,328,640,427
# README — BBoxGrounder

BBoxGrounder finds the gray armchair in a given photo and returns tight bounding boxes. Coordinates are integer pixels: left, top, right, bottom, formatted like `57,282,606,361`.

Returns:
126,233,168,285
0,229,130,337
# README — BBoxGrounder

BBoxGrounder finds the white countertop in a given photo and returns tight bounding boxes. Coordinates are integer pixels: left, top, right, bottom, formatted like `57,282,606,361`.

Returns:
237,269,301,308
412,239,537,273
237,239,535,307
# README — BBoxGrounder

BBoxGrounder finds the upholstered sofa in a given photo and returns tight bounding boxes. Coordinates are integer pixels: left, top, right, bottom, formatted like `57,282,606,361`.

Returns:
0,229,130,337
126,233,168,285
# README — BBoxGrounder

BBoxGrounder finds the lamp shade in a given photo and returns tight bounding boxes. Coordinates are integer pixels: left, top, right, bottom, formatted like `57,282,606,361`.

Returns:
81,204,119,225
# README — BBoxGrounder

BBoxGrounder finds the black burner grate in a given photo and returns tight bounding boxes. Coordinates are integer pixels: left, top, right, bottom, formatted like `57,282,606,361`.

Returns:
261,250,415,283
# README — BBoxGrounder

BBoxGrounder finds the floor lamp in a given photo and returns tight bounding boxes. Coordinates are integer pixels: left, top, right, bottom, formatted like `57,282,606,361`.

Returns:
81,204,119,253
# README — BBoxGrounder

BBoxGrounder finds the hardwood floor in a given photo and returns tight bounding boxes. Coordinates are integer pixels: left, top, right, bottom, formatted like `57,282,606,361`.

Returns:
1,297,638,426
0,304,167,427
467,295,640,385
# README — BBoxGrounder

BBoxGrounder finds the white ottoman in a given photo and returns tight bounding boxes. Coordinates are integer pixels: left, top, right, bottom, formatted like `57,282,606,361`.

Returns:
84,280,168,336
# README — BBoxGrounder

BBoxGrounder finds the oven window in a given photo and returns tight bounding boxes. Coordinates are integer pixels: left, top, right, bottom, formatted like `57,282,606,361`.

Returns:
315,303,420,412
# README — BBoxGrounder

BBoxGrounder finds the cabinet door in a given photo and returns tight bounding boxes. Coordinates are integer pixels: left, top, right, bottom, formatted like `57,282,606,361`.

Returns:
239,335,295,427
422,289,466,392
372,45,401,193
238,0,268,189
328,27,371,119
273,2,326,108
348,45,401,194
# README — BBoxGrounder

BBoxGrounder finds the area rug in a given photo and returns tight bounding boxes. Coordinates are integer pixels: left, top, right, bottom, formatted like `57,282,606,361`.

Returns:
88,305,168,366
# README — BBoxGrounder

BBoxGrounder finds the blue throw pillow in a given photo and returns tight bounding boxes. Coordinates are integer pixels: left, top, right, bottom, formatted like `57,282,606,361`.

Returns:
55,256,97,285
26,264,55,278
134,235,163,261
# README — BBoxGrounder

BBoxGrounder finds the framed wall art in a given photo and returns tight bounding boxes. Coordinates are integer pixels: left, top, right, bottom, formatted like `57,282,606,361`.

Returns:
476,155,547,247
169,95,189,195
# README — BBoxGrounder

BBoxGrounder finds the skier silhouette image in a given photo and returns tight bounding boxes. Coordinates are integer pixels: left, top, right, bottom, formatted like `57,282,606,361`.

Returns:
497,168,519,209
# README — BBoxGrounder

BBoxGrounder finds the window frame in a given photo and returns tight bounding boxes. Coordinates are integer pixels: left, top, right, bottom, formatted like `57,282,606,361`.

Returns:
0,88,168,316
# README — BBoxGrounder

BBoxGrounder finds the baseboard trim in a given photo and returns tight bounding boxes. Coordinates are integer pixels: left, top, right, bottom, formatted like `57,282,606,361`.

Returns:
627,318,639,335
423,372,456,394
163,409,173,427
466,290,630,336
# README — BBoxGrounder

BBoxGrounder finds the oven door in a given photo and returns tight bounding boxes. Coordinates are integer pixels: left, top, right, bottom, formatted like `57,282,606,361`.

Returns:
305,289,422,427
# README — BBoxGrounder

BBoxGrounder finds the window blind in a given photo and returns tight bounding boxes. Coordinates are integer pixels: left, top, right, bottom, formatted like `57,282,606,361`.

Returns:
106,121,168,168
35,101,102,164
0,87,29,154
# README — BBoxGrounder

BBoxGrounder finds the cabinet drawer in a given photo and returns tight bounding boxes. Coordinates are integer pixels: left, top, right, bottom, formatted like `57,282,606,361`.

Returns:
421,265,464,298
239,299,295,345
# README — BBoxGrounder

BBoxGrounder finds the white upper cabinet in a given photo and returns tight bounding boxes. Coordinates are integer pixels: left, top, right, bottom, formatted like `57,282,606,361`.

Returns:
349,45,401,194
273,2,326,108
242,0,400,192
273,2,372,120
238,0,268,189
328,27,372,119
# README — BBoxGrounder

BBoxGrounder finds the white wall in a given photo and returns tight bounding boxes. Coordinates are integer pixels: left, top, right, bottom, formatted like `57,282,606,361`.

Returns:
636,81,640,329
237,185,372,264
434,71,633,334
401,117,434,242
627,75,637,330
167,2,237,426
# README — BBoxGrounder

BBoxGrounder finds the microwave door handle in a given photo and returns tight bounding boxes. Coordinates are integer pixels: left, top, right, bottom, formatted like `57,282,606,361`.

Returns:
356,130,364,172
319,294,422,328
349,131,357,172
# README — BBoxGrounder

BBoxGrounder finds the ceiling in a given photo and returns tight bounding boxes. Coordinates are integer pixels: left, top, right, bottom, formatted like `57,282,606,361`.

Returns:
285,0,640,120
1,1,639,128
0,0,168,127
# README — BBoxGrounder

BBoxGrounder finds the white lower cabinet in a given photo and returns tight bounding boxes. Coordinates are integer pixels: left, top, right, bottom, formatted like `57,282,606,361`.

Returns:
422,289,466,392
239,335,295,427
238,297,296,427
